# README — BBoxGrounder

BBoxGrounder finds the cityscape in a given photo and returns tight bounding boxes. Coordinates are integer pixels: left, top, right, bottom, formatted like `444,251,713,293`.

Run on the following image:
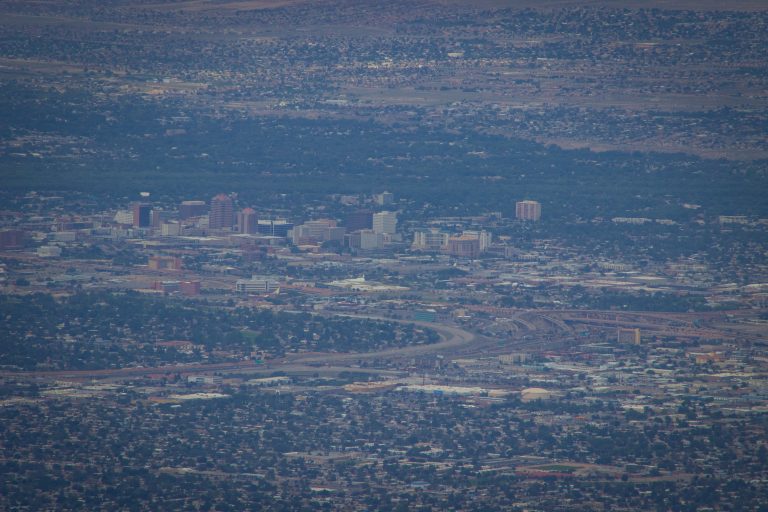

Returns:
1,0,767,510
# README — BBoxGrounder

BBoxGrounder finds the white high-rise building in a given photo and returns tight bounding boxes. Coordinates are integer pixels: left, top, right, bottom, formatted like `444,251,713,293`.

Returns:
375,191,394,206
359,229,385,250
412,229,448,251
114,210,133,225
373,211,397,235
515,200,541,221
291,219,343,245
161,221,181,236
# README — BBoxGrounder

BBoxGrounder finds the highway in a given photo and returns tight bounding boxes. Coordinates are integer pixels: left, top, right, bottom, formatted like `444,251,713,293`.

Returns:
0,315,480,382
289,314,478,364
6,306,761,383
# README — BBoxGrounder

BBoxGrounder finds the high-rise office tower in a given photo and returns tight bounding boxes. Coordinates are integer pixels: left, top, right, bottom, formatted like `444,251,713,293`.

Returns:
344,210,373,231
151,209,171,228
256,220,293,237
359,229,385,250
132,202,151,228
237,207,258,234
446,235,480,259
462,230,492,252
209,194,234,229
412,229,448,251
515,200,541,221
179,200,207,220
375,191,394,206
372,211,397,234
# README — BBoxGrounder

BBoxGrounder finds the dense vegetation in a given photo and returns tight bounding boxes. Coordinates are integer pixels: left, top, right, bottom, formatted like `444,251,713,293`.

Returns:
2,84,766,221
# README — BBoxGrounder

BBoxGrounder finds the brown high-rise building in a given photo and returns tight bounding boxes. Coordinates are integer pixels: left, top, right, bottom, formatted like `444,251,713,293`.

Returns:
151,209,171,228
132,202,152,228
209,194,234,229
179,200,207,220
237,207,258,234
515,200,541,221
344,210,373,232
446,235,480,259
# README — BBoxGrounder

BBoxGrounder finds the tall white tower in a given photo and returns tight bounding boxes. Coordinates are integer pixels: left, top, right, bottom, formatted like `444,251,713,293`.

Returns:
372,211,397,234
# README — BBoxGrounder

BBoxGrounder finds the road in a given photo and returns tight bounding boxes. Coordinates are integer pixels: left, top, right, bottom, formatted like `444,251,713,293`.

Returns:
288,314,477,364
0,315,480,382
7,305,760,383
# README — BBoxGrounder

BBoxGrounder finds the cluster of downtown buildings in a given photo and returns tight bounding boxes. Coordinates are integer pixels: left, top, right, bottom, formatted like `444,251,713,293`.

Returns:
1,190,767,511
114,193,542,259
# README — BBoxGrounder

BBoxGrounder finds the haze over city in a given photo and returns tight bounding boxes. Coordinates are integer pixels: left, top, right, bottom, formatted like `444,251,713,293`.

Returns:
0,0,767,510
